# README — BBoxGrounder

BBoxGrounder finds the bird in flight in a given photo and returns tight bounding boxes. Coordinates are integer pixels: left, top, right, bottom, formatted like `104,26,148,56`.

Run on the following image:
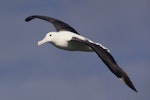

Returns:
25,15,137,92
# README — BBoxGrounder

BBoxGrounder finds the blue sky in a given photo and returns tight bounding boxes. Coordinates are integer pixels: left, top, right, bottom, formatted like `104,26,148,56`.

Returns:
0,0,150,100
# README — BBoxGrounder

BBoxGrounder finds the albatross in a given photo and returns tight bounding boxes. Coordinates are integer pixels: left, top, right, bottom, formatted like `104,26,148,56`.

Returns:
25,15,137,92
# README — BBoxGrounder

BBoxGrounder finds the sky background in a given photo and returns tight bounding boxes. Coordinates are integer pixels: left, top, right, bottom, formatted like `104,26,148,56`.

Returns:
0,0,150,100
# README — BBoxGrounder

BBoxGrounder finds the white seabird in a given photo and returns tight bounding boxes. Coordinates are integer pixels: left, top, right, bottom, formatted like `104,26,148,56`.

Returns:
25,15,137,92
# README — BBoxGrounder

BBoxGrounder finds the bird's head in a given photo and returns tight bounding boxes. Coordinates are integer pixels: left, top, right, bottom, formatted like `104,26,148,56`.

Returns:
37,32,57,46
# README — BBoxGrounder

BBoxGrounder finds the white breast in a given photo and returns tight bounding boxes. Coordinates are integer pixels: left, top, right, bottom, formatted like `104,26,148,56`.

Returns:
51,31,93,52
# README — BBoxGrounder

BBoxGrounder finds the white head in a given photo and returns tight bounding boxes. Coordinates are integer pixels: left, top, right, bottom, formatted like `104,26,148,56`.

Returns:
37,32,57,46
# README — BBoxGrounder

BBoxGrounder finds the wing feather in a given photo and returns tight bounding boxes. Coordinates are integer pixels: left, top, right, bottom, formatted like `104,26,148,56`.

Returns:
25,15,80,34
71,37,137,92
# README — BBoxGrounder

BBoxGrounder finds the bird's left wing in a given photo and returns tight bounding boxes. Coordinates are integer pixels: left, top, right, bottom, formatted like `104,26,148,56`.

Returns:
25,15,80,34
70,37,137,92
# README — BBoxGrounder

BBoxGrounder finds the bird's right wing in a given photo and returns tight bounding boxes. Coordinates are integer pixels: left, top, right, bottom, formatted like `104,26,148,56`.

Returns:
71,37,137,92
25,15,80,34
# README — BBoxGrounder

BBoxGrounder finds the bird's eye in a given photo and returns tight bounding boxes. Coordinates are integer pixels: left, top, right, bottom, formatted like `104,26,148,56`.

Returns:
49,34,52,36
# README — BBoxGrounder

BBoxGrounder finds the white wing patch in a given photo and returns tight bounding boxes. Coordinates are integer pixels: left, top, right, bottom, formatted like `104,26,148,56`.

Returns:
87,39,110,53
96,43,110,53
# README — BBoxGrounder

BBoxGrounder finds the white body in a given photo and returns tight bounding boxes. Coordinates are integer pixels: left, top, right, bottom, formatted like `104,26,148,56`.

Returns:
38,31,109,52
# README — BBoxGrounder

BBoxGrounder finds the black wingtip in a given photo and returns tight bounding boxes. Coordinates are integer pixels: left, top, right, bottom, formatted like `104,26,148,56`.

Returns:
131,84,138,92
131,86,138,92
127,80,138,93
130,84,138,92
120,76,138,92
25,16,35,22
131,83,138,92
134,88,138,92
